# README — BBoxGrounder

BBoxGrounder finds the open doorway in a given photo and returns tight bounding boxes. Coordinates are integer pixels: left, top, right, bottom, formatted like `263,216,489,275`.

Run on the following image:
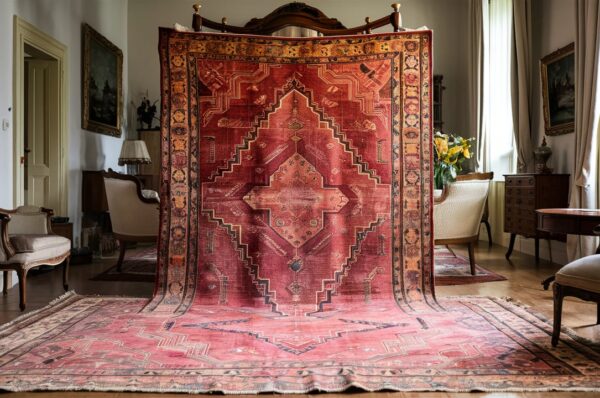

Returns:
13,16,68,216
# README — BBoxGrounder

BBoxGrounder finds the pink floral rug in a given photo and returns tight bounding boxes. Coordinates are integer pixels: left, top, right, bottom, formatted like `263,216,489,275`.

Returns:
435,247,507,286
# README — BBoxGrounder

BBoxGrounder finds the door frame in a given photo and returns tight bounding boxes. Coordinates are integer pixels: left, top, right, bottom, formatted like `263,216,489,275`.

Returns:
13,16,68,215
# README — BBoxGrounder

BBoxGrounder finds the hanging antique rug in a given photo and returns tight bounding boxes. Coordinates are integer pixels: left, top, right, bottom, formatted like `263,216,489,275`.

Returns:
0,29,599,393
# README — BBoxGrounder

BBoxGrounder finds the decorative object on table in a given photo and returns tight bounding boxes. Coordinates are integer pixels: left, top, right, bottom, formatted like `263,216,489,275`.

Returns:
136,96,159,129
533,136,553,174
91,245,157,282
433,132,475,189
434,246,506,286
541,42,575,136
503,174,570,263
118,140,151,175
81,23,123,137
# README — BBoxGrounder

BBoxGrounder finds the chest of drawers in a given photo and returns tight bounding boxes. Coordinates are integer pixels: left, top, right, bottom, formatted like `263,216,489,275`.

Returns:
504,174,569,262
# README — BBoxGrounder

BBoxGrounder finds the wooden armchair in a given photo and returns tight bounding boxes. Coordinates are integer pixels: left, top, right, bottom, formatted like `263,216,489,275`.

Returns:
102,170,159,271
456,172,494,246
0,206,71,310
433,173,493,275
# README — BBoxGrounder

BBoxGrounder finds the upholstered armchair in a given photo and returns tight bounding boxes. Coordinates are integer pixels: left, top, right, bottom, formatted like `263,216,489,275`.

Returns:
0,206,71,310
102,170,159,271
434,174,493,275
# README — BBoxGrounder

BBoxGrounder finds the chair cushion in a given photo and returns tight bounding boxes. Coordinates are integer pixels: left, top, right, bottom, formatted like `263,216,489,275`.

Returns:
9,234,70,254
556,254,600,293
0,240,70,269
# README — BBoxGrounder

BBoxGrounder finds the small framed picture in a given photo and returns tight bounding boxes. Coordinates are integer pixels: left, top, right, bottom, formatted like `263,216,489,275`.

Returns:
540,43,575,136
81,23,123,137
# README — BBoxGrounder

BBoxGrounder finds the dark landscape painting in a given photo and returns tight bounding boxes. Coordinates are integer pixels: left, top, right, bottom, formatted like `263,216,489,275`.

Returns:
82,24,123,137
541,43,575,136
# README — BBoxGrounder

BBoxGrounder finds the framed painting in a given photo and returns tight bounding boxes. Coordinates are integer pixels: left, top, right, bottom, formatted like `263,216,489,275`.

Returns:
82,23,123,137
541,43,575,136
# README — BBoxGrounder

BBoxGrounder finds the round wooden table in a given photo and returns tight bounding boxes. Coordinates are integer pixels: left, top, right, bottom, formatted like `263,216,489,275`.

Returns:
536,208,600,289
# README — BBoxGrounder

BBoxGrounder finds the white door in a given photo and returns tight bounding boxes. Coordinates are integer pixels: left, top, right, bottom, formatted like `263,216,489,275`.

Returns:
24,59,60,210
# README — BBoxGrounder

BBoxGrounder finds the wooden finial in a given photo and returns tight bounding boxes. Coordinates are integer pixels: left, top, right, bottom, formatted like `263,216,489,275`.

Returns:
221,17,228,32
192,3,202,32
391,3,402,32
365,17,371,34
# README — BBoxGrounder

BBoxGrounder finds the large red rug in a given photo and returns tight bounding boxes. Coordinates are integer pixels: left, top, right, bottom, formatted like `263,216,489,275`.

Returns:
0,30,599,393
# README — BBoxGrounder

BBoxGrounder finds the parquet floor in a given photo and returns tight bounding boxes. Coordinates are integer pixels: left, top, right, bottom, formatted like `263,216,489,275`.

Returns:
1,242,599,397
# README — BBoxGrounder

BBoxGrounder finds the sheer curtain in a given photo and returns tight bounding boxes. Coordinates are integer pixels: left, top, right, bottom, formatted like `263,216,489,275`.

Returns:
567,0,600,261
486,0,516,176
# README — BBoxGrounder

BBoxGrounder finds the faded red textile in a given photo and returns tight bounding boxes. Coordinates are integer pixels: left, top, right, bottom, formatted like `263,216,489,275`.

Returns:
146,29,436,315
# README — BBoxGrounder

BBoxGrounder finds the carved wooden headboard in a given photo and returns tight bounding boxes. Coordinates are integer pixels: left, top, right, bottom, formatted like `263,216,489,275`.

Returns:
190,2,404,36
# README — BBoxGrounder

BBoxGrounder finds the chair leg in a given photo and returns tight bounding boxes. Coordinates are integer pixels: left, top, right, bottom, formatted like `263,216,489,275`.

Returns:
116,240,127,272
552,283,564,347
483,220,492,247
467,242,476,275
17,269,27,312
63,256,70,291
2,271,8,296
596,302,600,325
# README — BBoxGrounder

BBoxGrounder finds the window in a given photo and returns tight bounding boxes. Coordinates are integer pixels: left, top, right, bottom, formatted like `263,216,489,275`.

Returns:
484,0,516,176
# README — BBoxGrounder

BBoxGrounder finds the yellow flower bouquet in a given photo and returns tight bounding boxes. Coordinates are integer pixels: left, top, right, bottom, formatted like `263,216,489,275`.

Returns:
433,132,475,189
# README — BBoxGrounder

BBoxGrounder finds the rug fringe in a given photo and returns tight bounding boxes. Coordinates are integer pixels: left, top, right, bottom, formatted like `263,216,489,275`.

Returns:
444,295,600,351
0,290,80,334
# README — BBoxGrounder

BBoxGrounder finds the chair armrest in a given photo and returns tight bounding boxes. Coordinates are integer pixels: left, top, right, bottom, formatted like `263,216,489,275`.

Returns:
0,210,15,260
40,207,55,234
434,185,449,204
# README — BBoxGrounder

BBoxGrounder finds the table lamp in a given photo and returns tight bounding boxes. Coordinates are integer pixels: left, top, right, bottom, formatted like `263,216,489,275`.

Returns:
118,140,151,175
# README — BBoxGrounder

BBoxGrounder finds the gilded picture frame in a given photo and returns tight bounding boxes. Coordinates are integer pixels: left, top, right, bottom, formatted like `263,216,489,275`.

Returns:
82,23,123,137
540,43,575,136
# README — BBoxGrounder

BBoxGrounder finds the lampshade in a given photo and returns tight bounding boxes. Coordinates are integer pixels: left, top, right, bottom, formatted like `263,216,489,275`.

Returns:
118,140,151,166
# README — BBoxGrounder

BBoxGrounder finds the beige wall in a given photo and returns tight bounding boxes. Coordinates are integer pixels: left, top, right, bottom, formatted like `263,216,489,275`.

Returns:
128,0,470,137
508,0,575,264
531,0,576,175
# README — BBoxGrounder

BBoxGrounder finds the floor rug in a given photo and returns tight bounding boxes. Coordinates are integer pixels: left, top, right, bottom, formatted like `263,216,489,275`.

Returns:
0,30,599,393
0,292,599,393
435,247,507,286
91,246,157,282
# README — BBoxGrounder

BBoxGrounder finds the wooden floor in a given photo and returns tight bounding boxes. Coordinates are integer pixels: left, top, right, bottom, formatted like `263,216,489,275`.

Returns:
1,242,599,398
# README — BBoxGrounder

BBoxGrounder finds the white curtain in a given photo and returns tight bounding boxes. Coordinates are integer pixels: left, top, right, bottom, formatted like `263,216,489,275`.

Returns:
469,0,488,171
567,0,600,261
511,0,533,173
487,0,516,176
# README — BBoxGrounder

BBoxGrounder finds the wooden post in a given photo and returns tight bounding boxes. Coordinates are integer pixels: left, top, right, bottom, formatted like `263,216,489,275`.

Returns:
192,3,202,32
391,3,402,32
365,17,371,34
221,17,228,33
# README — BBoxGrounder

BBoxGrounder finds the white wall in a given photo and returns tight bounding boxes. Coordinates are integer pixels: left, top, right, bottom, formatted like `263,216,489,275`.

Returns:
127,0,470,138
0,0,129,247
